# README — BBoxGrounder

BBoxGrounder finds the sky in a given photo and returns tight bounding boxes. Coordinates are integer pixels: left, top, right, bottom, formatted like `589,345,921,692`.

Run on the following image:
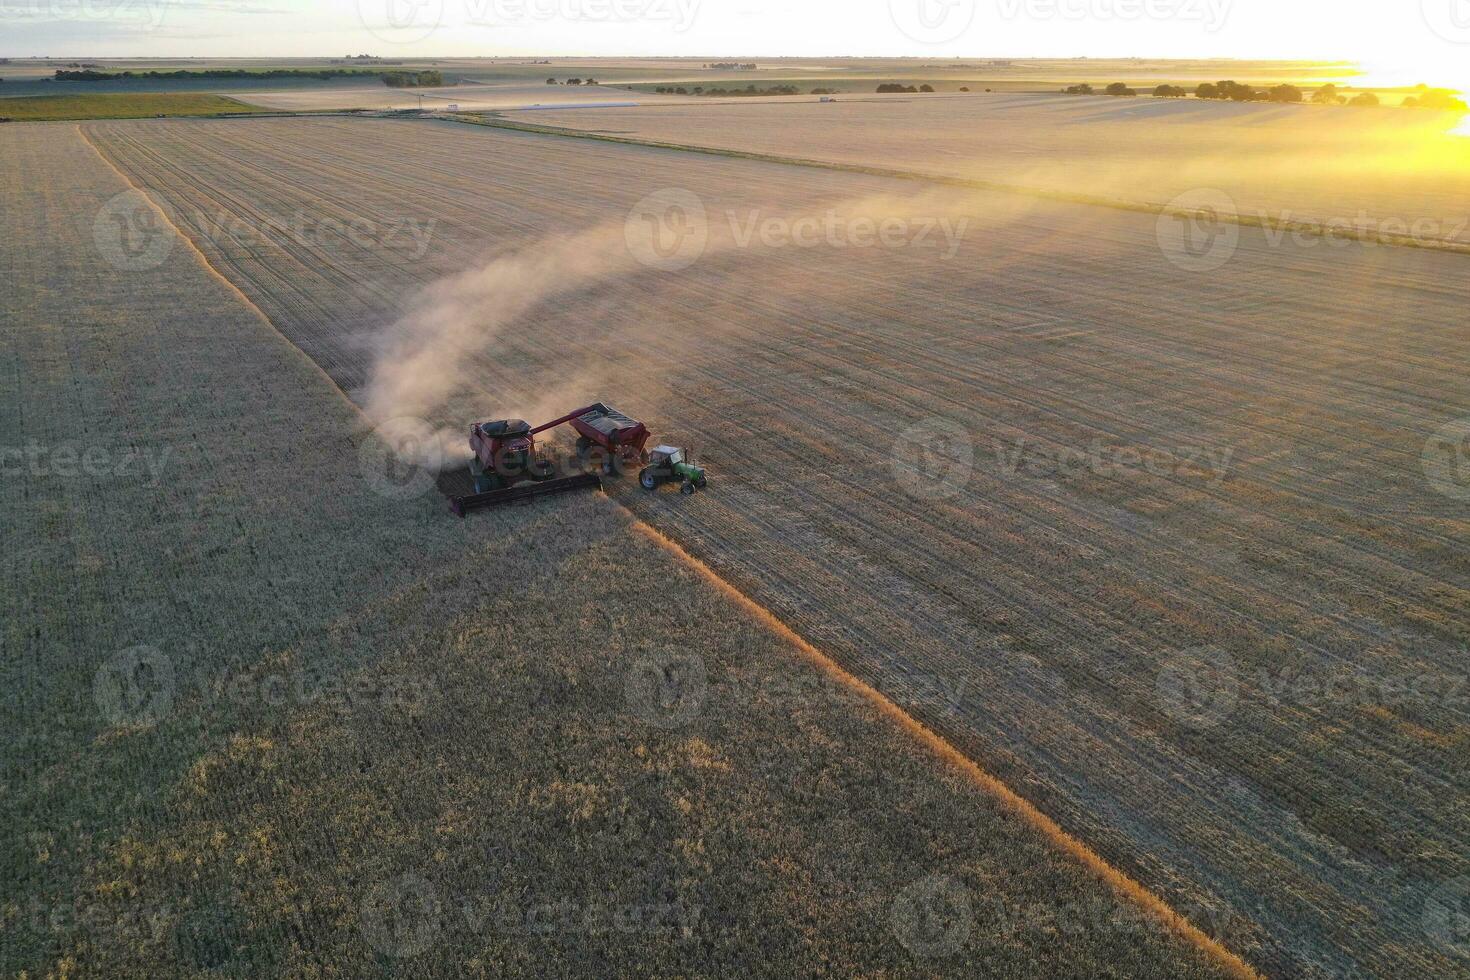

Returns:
3,0,1469,87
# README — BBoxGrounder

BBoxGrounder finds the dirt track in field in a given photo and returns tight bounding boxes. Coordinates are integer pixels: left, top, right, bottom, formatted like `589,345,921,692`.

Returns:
85,115,1470,977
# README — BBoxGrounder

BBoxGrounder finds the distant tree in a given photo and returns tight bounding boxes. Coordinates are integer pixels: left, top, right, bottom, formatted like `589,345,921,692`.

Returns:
1064,83,1094,95
876,83,920,94
1202,79,1260,101
546,77,556,84
1105,82,1137,97
919,84,934,93
1310,83,1338,104
1348,92,1380,107
959,86,970,92
585,78,597,86
1153,84,1187,97
674,87,687,95
1267,84,1303,103
1402,86,1467,111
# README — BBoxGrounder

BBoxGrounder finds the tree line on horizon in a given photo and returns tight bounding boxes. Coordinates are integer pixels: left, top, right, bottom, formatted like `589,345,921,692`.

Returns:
1064,79,1465,111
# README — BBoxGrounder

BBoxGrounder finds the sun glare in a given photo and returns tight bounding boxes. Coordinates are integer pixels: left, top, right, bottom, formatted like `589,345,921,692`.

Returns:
1351,57,1470,139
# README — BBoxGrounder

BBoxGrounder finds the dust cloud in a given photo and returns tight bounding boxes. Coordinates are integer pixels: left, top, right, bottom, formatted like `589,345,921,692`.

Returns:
355,187,996,471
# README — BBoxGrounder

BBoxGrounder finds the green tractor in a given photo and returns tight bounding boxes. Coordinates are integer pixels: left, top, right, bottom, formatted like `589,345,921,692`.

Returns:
639,446,708,495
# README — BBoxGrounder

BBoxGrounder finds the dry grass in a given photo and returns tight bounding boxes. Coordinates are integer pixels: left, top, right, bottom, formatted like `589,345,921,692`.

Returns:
79,114,1470,977
2,125,1235,977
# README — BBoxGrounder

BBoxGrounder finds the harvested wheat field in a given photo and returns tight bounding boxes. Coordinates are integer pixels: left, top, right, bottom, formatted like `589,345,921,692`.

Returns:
1,125,1249,977
523,93,1470,247
70,115,1470,977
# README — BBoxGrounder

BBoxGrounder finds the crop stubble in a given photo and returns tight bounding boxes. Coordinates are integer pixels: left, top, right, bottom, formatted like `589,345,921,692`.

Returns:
2,124,1236,976
82,116,1470,977
524,93,1470,247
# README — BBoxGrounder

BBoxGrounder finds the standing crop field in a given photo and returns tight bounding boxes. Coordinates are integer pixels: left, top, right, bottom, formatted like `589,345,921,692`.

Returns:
1,125,1240,977
82,115,1470,977
522,93,1470,247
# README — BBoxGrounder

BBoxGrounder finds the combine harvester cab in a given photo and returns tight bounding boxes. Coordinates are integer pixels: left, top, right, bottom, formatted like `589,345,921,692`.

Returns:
450,402,650,517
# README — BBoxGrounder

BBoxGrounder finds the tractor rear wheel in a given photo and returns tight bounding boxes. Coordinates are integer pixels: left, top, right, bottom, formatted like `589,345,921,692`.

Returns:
680,480,696,496
640,468,659,490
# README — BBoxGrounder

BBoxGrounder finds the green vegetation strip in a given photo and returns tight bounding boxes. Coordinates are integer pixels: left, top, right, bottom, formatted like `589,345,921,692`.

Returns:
452,112,1470,256
0,93,265,122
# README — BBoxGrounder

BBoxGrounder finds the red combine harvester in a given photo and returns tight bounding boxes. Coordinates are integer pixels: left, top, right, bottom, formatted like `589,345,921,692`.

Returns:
450,402,651,517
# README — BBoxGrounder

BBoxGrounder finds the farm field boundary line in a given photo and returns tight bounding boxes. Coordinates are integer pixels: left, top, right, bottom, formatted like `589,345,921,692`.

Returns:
450,113,1470,258
82,120,1261,980
77,123,371,420
628,520,1261,980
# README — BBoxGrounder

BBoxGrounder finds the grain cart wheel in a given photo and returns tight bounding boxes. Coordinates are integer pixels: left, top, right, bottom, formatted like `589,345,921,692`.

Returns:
640,468,660,490
681,480,697,496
